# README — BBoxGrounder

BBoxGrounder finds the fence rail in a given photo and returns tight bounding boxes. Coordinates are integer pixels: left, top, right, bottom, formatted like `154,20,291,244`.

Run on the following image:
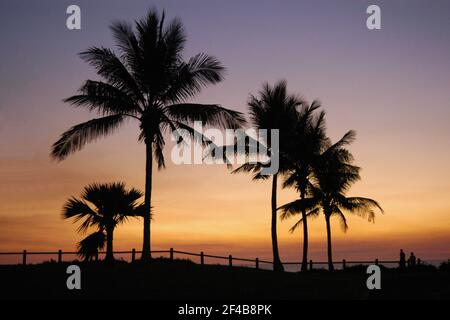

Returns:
0,248,402,271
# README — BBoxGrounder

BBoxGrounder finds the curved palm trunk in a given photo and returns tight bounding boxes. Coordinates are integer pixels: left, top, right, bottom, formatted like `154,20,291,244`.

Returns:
325,215,334,271
141,141,153,261
300,190,308,272
271,174,284,272
105,226,115,263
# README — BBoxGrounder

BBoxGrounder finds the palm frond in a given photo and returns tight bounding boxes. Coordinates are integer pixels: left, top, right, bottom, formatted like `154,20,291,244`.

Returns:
231,163,270,181
166,103,246,129
278,198,319,220
338,196,384,222
51,115,125,160
153,130,166,169
62,197,101,233
62,197,97,220
289,208,321,233
77,231,106,261
109,20,143,79
163,53,225,103
163,17,186,59
332,208,349,232
79,47,142,100
324,130,357,155
64,80,142,115
170,120,210,146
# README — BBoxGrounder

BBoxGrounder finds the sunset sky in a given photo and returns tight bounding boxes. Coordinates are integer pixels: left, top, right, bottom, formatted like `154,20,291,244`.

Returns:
1,0,449,265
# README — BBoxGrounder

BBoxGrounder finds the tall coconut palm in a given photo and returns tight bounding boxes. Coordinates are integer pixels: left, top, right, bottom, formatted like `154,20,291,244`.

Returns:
51,9,245,261
314,147,383,271
280,145,383,271
278,101,329,271
232,80,302,272
63,182,144,262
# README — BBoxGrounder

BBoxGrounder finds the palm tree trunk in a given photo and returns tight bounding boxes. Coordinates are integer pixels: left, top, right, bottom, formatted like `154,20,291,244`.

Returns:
325,215,334,271
271,174,284,272
105,226,114,263
141,141,153,261
300,190,308,272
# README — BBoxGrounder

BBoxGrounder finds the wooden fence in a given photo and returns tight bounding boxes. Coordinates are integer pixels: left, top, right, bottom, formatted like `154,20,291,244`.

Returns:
0,249,399,271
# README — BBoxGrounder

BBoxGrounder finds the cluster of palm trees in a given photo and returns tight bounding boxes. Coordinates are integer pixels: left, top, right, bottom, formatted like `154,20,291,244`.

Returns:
53,9,383,271
232,81,383,271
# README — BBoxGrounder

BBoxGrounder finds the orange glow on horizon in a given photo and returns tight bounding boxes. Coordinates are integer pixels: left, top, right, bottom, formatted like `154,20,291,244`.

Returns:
1,0,450,265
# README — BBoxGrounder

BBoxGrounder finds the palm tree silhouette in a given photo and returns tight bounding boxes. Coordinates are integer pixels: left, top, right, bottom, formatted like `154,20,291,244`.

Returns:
232,80,302,272
278,101,329,271
314,147,383,271
62,182,144,263
51,9,245,261
280,139,383,271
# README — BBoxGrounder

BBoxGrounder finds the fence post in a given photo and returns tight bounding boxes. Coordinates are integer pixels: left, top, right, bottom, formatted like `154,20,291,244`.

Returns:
229,255,233,267
375,258,379,266
131,248,136,263
255,258,259,270
22,250,27,265
342,259,346,270
58,249,62,263
170,248,174,261
200,251,204,265
309,259,313,271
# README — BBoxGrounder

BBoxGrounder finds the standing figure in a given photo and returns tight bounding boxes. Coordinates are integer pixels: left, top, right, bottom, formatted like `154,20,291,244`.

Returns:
399,249,406,270
410,252,417,267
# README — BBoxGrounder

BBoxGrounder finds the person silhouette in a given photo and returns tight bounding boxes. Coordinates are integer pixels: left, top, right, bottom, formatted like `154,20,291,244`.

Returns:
399,249,406,270
410,252,417,268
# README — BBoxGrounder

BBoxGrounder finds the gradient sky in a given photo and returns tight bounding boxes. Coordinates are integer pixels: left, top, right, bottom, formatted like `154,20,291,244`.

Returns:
1,0,450,264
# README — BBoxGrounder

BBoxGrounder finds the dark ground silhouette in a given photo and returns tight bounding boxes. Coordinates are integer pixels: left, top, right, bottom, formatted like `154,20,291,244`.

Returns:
0,259,449,300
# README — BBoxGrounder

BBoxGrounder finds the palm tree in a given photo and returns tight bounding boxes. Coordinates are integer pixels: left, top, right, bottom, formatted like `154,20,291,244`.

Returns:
278,101,329,271
232,80,302,272
51,9,245,261
63,182,144,263
280,144,383,271
314,147,383,271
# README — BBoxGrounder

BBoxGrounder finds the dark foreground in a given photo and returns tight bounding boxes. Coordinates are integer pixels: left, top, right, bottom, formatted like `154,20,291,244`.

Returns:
0,259,449,300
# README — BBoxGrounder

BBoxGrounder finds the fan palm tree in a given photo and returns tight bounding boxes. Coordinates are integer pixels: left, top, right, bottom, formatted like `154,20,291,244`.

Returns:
51,9,245,261
232,80,302,272
278,101,329,271
63,182,144,263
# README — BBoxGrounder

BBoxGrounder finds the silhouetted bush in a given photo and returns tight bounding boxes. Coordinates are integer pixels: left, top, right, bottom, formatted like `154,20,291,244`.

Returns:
439,261,450,272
